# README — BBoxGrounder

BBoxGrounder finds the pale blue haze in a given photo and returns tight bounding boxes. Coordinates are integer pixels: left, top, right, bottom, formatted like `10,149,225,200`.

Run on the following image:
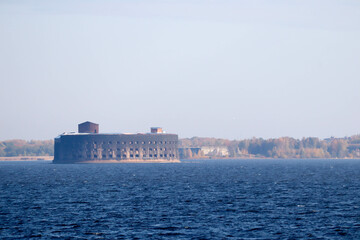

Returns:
0,1,359,140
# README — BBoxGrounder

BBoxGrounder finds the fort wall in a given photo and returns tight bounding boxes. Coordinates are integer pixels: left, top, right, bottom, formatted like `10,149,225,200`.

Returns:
54,133,179,163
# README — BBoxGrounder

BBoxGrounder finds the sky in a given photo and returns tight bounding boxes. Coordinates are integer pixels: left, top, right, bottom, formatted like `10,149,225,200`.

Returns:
0,0,360,140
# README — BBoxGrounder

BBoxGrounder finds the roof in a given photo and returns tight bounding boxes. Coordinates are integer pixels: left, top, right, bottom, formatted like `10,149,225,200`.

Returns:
79,121,99,126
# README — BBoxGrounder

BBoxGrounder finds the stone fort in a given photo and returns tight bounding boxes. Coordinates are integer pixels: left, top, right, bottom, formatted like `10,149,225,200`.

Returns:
53,122,179,163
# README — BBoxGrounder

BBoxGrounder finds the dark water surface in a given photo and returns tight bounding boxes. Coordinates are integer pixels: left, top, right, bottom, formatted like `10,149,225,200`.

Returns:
1,159,360,239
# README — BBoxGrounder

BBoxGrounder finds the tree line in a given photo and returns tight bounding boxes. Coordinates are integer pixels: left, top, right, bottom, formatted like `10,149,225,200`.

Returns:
0,140,54,157
1,135,360,159
179,135,360,159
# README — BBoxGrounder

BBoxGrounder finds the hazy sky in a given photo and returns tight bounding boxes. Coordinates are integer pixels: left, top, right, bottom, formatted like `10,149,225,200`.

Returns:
1,0,360,140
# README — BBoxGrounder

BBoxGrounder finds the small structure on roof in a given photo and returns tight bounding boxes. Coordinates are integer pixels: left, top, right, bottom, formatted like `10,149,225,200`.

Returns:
151,127,163,134
78,121,99,133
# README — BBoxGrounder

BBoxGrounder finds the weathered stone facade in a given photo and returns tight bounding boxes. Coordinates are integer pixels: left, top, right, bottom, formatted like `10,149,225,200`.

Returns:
54,127,179,163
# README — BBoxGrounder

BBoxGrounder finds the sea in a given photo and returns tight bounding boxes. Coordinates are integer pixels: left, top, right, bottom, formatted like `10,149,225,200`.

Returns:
1,159,360,239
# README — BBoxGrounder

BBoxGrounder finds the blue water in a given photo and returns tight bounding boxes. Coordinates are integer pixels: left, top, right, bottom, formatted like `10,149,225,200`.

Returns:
1,159,360,239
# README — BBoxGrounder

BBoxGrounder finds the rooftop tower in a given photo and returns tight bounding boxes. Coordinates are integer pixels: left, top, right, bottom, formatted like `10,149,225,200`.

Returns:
151,127,163,133
78,121,99,133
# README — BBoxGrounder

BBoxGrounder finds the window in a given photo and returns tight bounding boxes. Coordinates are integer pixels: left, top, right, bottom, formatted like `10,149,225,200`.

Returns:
130,154,134,158
129,141,133,145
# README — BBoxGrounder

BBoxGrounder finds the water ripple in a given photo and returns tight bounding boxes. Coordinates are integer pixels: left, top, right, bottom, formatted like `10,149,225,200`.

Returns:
1,159,360,239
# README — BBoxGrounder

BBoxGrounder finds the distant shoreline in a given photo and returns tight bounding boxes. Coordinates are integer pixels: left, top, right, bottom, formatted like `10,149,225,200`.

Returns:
0,156,53,161
1,156,360,162
183,157,360,160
